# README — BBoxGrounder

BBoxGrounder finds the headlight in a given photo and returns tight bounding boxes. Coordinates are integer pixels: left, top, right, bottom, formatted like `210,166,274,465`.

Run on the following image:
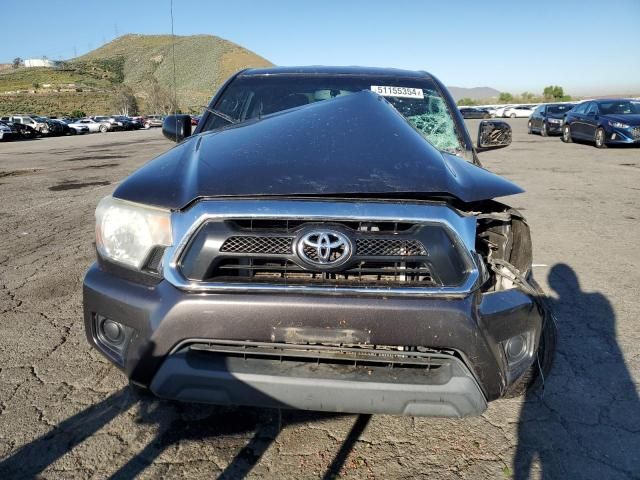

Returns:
547,118,562,124
95,196,172,269
608,120,629,129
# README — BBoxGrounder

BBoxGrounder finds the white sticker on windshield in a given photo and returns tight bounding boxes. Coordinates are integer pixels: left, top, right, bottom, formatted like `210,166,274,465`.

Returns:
371,85,424,99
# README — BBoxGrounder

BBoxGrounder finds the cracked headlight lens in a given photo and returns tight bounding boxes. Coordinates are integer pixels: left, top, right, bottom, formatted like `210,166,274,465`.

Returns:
608,120,629,129
95,196,172,269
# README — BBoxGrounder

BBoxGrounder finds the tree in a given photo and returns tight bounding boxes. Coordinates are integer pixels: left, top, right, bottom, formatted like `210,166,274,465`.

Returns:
145,76,177,115
521,91,535,102
498,92,513,103
457,97,477,106
112,85,138,116
543,85,565,101
32,82,40,90
70,109,86,118
12,57,23,69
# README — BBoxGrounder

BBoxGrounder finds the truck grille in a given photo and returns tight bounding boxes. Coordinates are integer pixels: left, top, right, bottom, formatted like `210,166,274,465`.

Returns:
219,235,426,257
178,217,470,289
220,236,293,254
213,258,436,286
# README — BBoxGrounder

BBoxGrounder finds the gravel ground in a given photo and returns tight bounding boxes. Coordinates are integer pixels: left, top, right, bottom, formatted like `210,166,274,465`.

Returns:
0,122,638,479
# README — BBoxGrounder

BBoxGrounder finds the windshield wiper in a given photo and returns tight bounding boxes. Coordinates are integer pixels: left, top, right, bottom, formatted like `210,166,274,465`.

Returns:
201,106,237,125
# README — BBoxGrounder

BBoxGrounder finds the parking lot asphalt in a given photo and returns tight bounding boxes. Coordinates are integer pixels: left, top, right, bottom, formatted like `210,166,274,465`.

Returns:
0,122,639,479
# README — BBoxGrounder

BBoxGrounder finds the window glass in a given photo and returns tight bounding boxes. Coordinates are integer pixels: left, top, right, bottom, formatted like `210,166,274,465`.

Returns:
574,103,589,114
203,75,465,155
585,103,598,115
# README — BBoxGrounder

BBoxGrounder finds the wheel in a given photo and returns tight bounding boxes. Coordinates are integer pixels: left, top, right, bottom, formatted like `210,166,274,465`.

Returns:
595,128,607,148
510,113,516,118
540,122,548,137
99,124,108,133
504,309,557,398
562,124,573,143
483,113,490,119
527,121,533,134
69,128,77,135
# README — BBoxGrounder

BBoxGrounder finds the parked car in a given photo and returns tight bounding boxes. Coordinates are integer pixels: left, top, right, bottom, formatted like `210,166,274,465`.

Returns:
114,116,139,130
58,119,90,135
5,121,39,139
143,115,164,129
84,66,555,418
5,115,50,134
491,105,513,118
459,107,490,119
0,121,18,141
36,117,66,136
503,106,534,118
94,116,125,131
562,99,640,148
528,103,576,136
75,118,111,133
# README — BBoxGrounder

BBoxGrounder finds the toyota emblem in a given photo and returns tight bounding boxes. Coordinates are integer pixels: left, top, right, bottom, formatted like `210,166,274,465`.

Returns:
296,230,352,268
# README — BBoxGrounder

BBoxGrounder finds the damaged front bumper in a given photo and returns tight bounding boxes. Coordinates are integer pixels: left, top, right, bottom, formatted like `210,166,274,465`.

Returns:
83,263,544,417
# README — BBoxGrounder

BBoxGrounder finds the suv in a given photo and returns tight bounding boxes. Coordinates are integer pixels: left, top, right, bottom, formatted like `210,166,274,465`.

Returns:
143,115,164,129
5,115,50,134
83,66,555,417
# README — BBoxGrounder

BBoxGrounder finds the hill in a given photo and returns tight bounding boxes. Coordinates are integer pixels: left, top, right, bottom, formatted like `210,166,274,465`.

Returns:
0,34,272,116
447,86,500,101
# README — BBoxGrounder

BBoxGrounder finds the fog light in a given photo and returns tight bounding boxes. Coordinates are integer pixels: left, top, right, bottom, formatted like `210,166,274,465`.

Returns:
611,133,617,140
505,334,527,364
102,319,124,345
93,314,134,364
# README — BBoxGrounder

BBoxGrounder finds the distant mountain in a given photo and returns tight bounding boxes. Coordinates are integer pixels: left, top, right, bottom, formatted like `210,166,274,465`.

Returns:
447,86,500,101
74,33,273,110
0,34,272,115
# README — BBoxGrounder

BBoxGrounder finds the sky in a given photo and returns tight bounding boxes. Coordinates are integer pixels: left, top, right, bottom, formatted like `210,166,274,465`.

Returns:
2,0,639,95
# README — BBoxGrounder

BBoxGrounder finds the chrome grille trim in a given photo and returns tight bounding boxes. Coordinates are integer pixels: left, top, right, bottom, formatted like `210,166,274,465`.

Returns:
162,199,479,297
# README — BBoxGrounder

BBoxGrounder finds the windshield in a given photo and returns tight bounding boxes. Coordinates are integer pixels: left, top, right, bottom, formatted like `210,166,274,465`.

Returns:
548,104,575,114
598,101,640,115
201,75,465,154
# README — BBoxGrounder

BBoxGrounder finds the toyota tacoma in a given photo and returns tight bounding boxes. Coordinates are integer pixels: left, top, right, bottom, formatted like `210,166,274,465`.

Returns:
84,66,555,417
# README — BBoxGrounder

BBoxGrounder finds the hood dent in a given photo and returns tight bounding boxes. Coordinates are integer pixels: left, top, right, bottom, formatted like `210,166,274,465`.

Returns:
114,91,523,209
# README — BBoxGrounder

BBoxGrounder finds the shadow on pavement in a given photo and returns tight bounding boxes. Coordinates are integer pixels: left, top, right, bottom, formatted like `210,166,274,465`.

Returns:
514,263,640,479
0,386,369,479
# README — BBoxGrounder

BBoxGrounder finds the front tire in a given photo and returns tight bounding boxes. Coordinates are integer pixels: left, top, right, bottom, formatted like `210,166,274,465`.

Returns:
562,124,573,143
540,122,548,137
99,124,108,133
595,128,607,148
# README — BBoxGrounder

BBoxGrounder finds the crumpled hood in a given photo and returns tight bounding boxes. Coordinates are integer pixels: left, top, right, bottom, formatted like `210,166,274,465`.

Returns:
601,114,640,126
114,90,523,210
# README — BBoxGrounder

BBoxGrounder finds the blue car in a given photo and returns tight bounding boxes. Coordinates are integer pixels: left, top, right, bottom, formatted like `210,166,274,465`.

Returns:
562,99,640,148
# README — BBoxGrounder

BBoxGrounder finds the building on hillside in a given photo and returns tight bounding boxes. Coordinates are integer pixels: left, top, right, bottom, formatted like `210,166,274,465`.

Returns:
24,58,55,68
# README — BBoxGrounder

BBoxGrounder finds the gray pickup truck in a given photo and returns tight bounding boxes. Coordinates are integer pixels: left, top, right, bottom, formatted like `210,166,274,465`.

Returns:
83,66,555,417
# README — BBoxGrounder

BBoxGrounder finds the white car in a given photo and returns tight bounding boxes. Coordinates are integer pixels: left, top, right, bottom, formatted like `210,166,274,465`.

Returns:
492,105,512,118
75,118,111,133
503,106,534,118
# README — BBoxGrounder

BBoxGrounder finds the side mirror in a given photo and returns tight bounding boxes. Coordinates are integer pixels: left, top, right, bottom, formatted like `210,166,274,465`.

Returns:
477,120,512,151
162,114,192,142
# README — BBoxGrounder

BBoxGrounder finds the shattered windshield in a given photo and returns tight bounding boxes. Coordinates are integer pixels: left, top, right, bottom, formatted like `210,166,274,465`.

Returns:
201,75,465,155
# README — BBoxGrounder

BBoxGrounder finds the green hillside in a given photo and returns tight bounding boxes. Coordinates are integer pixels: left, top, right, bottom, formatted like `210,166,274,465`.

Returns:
0,34,273,116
